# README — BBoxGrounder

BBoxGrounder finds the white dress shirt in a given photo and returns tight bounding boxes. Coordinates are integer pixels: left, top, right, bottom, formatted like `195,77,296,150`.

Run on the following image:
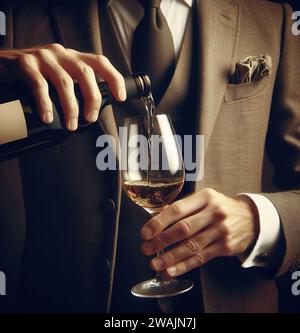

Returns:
107,0,281,269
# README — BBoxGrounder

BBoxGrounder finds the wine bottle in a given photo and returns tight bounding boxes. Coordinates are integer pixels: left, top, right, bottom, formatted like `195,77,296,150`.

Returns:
0,73,151,161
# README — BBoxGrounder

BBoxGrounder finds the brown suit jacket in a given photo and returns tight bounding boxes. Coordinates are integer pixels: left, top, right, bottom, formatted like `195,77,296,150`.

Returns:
0,0,300,313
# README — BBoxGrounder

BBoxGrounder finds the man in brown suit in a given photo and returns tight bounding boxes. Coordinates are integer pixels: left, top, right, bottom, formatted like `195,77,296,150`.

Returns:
0,0,299,313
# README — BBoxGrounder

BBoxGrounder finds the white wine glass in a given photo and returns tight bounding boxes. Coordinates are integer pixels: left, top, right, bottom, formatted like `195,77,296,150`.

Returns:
121,114,194,298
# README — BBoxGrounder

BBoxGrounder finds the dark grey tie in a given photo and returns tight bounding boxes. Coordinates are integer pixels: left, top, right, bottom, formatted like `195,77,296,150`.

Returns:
131,0,176,104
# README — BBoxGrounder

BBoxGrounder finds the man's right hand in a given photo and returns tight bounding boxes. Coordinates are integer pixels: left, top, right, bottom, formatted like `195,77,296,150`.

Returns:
0,43,126,131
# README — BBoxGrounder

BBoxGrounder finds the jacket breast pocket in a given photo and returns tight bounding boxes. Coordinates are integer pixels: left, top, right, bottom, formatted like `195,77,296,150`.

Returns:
224,76,270,103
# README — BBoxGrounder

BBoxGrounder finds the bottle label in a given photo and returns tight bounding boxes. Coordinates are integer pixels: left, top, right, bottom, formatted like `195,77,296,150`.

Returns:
0,100,28,145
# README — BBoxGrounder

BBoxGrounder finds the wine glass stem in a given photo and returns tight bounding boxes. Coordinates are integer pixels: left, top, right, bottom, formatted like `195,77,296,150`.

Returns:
149,210,169,282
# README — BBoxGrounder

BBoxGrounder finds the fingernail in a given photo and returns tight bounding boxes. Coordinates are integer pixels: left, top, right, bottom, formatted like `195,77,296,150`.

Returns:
141,226,152,240
142,241,155,254
87,110,99,122
44,112,53,124
68,118,78,131
167,266,177,276
119,88,127,101
152,257,165,271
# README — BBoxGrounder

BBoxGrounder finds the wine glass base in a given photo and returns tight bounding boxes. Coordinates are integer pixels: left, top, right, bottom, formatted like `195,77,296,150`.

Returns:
131,278,194,298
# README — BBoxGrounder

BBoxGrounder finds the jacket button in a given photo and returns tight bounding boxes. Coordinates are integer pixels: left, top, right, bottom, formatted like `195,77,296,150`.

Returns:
101,198,116,214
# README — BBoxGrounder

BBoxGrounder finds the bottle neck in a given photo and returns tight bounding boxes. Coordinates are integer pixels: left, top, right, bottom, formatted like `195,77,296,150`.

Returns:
98,74,151,101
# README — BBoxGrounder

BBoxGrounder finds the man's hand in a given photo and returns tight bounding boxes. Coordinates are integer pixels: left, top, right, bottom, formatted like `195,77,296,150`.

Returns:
0,44,126,131
141,188,260,278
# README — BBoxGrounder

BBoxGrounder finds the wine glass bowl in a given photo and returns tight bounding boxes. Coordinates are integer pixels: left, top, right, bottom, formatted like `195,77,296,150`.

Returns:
121,114,194,298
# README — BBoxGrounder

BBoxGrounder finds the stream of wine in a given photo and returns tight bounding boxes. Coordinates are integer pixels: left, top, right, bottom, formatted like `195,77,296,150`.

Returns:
142,93,156,184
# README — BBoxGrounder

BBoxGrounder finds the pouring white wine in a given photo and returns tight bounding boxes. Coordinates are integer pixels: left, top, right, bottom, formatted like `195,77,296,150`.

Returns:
121,100,193,298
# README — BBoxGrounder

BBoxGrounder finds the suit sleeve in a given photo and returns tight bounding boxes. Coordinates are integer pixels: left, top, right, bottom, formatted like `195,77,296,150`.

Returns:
263,3,300,277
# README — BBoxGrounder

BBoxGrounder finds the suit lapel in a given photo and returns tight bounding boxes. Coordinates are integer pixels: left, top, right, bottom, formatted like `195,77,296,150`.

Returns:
196,0,239,152
50,0,102,54
98,0,131,76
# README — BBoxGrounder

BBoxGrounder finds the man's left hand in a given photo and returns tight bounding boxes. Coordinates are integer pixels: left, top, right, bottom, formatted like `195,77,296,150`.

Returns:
140,188,260,277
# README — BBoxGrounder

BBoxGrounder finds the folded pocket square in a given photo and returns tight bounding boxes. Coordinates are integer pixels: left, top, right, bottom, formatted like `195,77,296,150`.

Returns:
232,55,272,84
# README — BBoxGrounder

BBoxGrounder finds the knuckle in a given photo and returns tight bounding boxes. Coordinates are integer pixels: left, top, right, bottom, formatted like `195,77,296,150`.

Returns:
177,220,191,238
163,252,175,265
150,217,162,233
185,238,199,254
208,198,219,211
95,54,110,65
202,187,217,199
58,73,73,88
32,76,47,90
177,262,186,274
40,97,51,109
89,94,102,107
213,204,228,219
65,48,76,54
34,48,50,59
154,234,163,246
170,201,184,216
76,62,94,77
17,54,34,69
194,252,206,265
48,43,65,53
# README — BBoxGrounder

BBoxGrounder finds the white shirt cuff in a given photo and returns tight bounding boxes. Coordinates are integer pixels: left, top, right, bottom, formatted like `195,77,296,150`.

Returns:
237,193,281,269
